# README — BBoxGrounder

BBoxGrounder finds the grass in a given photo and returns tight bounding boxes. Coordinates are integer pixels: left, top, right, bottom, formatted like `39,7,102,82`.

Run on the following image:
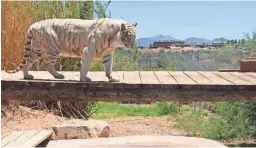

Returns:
91,101,182,119
93,101,256,143
173,109,230,139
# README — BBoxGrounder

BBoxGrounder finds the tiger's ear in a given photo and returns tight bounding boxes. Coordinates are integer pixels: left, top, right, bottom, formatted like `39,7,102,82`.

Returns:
121,23,126,31
132,23,137,27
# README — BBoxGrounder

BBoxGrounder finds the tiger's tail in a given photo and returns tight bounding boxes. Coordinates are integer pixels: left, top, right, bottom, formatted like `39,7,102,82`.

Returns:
5,29,33,74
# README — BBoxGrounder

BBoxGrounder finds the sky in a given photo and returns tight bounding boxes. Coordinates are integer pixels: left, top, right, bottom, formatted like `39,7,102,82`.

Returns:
107,1,256,40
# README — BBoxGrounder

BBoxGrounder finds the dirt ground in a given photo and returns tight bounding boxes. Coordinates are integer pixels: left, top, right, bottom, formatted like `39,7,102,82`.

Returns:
107,116,184,137
1,106,67,133
2,106,255,147
1,106,184,137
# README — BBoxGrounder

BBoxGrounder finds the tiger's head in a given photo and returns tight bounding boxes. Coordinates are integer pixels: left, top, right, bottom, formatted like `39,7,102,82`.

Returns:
118,23,137,48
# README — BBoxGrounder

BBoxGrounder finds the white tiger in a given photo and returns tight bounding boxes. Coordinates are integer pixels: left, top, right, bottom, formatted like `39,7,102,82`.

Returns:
6,18,137,82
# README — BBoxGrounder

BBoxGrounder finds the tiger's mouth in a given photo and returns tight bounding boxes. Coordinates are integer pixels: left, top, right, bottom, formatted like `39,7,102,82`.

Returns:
124,42,134,48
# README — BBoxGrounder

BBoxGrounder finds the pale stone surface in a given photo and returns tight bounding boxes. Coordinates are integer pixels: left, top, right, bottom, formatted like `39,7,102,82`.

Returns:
52,119,110,140
46,135,227,147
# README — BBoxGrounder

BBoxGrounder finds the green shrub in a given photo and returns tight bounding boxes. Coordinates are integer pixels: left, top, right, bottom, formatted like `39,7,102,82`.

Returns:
174,109,204,135
209,102,254,139
90,60,104,71
202,116,230,140
156,102,180,115
245,102,256,138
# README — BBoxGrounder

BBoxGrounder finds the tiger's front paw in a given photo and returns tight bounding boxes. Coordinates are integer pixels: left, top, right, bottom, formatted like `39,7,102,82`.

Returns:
54,73,65,79
80,76,92,83
24,74,34,80
107,76,120,82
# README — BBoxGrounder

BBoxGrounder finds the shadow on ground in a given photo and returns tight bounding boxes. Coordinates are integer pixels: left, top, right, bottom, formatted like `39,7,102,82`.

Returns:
226,143,256,147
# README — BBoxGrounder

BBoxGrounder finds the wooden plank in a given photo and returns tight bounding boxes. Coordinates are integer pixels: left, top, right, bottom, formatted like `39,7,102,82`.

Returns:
123,71,141,84
183,71,211,84
110,71,123,83
2,71,23,80
154,71,177,84
198,72,232,85
123,71,132,84
228,72,256,84
21,130,53,147
61,71,80,81
214,72,252,85
1,71,82,81
1,131,25,147
33,71,80,81
32,71,52,80
1,132,12,139
32,71,58,80
4,130,40,147
168,71,196,84
133,71,142,84
139,71,160,84
116,71,124,83
246,72,256,79
89,71,108,81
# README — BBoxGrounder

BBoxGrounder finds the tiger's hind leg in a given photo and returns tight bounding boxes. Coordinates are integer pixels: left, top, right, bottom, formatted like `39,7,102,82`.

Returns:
21,35,41,79
23,46,44,80
45,50,64,79
23,61,34,80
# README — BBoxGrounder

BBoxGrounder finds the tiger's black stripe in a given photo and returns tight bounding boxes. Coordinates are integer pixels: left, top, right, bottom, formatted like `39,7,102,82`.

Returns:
108,36,112,47
25,48,30,51
27,59,33,63
25,41,31,45
48,52,57,57
21,60,26,64
103,54,111,63
103,59,110,64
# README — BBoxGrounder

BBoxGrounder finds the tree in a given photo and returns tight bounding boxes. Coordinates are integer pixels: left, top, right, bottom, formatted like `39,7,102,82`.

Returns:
234,39,237,44
253,31,256,40
80,1,93,20
93,0,111,18
241,39,245,45
231,39,234,44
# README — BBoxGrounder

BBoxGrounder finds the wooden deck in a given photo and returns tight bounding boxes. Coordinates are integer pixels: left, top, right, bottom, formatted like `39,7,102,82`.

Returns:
1,130,53,148
1,71,256,102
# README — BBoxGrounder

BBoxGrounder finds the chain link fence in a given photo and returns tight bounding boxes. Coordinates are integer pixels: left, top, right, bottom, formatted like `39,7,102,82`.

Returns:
137,48,255,71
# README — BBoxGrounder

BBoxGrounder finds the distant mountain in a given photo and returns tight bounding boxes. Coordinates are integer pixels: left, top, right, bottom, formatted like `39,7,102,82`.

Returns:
184,37,212,45
136,35,230,47
136,35,176,47
212,37,228,43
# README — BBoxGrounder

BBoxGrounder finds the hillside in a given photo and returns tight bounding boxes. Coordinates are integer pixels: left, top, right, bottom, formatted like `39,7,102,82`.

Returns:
212,37,228,43
136,35,176,47
184,37,212,44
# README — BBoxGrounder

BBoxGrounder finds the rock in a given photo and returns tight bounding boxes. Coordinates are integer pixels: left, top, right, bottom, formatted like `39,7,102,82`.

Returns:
52,119,110,140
